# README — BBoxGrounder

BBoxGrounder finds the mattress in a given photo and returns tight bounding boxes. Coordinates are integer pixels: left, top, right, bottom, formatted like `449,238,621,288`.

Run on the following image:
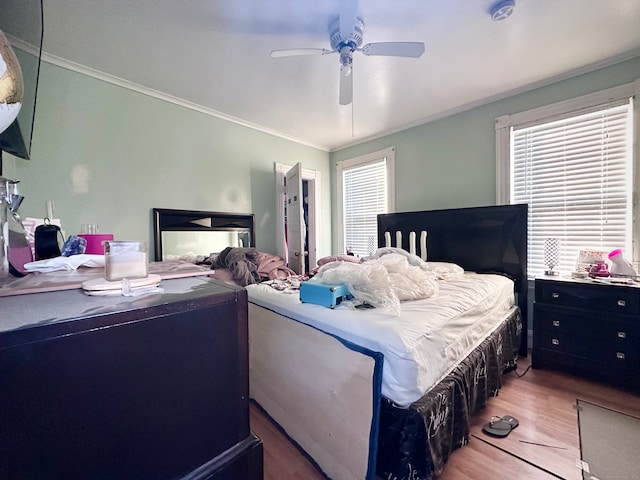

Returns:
246,272,515,407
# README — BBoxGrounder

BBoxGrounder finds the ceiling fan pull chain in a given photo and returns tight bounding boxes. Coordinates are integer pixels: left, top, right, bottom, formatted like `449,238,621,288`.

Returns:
351,101,355,138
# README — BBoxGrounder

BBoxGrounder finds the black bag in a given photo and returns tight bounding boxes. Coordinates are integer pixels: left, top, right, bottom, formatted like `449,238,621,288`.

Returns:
35,221,64,260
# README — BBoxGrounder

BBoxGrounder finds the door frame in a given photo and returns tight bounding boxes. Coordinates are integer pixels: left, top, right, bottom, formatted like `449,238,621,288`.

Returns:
275,163,320,271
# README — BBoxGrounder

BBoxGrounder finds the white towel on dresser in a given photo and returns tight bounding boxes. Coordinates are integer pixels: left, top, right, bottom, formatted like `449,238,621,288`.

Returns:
24,254,106,273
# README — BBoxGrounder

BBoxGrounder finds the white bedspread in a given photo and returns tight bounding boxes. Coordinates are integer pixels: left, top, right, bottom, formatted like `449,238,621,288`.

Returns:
246,272,515,407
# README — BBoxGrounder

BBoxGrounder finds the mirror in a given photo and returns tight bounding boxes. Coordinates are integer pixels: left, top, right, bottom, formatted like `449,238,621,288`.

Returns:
153,208,255,262
159,230,252,260
0,0,43,161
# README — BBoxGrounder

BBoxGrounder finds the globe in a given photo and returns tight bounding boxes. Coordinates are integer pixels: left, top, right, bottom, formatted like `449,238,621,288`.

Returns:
0,29,23,134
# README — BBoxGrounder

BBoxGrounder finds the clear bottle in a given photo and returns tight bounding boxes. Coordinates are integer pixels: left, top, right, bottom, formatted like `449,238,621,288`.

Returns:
1,178,33,278
608,249,637,277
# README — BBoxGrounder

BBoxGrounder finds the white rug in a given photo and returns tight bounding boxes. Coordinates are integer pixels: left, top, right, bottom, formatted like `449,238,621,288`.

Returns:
577,399,640,480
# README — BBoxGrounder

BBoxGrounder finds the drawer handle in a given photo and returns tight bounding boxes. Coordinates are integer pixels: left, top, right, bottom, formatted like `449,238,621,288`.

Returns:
617,299,626,307
552,320,560,327
618,331,626,339
551,338,559,346
617,352,626,360
551,292,560,299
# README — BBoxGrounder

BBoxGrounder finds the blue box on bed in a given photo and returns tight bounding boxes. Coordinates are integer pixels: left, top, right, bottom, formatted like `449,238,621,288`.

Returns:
300,279,353,309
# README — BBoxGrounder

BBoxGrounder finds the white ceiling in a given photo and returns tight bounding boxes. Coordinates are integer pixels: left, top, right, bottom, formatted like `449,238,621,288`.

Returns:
19,0,640,150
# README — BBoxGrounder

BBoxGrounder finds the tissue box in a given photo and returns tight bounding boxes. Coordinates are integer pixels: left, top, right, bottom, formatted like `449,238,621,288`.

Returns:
300,280,353,309
77,234,114,254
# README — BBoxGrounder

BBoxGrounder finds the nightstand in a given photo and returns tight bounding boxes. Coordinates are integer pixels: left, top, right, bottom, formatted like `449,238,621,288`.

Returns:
533,276,640,391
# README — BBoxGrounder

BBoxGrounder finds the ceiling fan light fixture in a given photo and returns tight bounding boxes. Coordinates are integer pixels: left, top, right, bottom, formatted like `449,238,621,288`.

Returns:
490,0,516,21
339,46,354,77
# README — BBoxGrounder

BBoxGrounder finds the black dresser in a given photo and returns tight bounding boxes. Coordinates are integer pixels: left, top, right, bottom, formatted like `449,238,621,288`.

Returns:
533,276,640,391
0,276,263,480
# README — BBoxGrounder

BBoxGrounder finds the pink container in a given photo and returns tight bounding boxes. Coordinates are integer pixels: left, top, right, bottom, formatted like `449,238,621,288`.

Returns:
77,234,114,255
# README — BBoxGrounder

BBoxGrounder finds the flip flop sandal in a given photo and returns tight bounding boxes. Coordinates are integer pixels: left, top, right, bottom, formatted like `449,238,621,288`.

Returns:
482,415,519,437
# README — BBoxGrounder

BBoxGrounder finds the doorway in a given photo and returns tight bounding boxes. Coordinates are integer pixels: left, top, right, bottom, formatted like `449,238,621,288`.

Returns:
275,163,320,275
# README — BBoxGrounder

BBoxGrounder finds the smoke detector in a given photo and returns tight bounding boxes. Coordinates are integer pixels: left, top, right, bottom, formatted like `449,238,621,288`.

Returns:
490,0,516,21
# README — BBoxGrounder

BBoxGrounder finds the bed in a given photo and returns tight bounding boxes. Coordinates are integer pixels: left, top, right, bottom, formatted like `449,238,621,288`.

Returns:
152,204,528,480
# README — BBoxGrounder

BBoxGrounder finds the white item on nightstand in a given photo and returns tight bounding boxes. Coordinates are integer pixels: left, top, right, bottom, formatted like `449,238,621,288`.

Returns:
608,249,636,277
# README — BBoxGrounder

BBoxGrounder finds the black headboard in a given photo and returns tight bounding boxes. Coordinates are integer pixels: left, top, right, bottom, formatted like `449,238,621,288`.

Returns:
378,204,528,355
153,208,255,262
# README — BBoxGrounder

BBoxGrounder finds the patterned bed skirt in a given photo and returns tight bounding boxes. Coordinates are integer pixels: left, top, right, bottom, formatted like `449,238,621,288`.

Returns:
376,307,522,480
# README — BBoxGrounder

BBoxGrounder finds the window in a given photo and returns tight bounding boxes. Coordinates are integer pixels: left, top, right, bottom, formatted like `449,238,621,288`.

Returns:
336,147,395,256
496,82,639,278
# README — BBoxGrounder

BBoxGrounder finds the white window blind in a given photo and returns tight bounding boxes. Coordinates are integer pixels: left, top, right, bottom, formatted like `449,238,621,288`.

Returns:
343,160,387,256
511,100,633,277
337,147,395,257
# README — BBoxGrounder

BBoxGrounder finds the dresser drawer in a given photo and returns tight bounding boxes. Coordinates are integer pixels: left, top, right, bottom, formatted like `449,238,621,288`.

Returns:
532,349,640,391
537,281,640,315
534,305,639,344
536,330,639,366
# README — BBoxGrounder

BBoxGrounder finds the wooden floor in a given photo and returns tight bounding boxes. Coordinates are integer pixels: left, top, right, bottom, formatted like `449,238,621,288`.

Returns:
250,403,325,480
250,353,640,479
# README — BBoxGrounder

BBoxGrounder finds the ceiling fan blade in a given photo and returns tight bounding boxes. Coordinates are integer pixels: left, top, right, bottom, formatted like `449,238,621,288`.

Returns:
270,48,334,58
361,42,425,58
339,65,353,106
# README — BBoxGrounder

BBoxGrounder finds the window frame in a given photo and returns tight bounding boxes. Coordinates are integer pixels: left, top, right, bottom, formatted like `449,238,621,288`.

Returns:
336,146,396,256
496,80,640,275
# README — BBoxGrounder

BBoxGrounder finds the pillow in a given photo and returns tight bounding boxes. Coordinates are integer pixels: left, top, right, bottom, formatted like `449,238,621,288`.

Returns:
317,254,361,267
422,262,464,280
370,247,464,280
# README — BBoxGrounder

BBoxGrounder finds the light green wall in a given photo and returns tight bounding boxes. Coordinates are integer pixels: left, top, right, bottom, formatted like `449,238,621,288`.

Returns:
330,56,640,253
3,61,331,258
6,56,640,260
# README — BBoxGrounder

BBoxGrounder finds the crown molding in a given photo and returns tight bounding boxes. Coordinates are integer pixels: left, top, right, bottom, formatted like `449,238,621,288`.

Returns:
6,35,331,153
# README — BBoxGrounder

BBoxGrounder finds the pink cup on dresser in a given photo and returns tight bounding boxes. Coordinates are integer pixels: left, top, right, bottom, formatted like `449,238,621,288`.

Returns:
77,234,114,254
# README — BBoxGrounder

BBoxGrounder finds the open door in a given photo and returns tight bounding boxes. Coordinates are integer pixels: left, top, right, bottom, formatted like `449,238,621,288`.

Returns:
285,163,306,275
276,162,319,274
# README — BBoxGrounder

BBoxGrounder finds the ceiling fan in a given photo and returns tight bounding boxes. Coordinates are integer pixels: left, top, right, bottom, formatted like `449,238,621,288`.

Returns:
270,14,425,106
